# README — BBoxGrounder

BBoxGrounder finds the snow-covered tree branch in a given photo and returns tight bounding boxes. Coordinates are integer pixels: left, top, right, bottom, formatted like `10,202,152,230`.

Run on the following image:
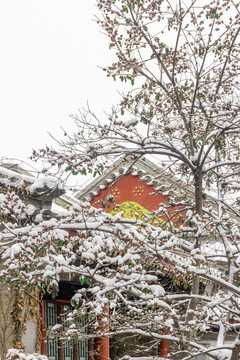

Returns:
1,0,240,359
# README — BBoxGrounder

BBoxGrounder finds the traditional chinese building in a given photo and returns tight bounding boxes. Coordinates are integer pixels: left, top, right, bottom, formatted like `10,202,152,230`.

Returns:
2,158,229,360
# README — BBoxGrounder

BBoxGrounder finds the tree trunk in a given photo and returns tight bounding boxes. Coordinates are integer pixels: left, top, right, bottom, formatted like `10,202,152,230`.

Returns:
194,169,203,217
184,170,203,339
231,345,240,360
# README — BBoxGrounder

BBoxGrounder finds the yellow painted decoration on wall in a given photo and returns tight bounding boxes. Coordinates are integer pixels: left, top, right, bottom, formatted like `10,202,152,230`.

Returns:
111,201,164,226
110,188,120,199
132,186,144,197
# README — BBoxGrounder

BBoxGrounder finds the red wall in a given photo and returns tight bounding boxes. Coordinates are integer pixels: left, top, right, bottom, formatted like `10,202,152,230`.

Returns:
91,173,168,211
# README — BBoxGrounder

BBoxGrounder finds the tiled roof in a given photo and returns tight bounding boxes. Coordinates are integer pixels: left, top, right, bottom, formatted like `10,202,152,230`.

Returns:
0,164,65,202
75,157,195,202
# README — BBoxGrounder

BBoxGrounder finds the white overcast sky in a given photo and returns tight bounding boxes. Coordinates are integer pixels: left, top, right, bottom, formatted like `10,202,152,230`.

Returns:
0,1,125,166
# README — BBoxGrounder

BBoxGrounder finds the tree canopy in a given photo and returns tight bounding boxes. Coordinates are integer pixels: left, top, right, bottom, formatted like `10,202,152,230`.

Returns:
1,1,240,359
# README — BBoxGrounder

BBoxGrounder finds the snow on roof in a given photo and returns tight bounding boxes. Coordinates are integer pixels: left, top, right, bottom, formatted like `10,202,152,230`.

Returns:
0,164,65,201
75,156,194,202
